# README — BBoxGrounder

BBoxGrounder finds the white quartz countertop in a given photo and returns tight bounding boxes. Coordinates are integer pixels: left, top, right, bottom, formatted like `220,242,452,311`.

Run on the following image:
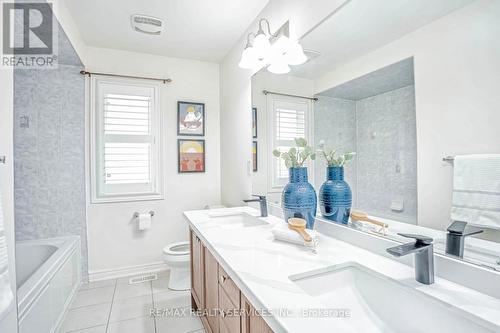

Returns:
184,207,500,333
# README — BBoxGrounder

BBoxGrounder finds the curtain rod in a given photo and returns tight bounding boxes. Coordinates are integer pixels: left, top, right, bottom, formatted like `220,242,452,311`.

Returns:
80,70,172,83
263,90,318,101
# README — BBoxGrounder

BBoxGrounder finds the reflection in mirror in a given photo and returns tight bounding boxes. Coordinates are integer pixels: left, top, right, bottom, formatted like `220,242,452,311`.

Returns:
314,58,417,225
251,0,500,271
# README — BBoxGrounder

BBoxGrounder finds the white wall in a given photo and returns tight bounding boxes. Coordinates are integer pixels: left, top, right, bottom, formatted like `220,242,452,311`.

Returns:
314,0,500,231
0,10,18,330
50,1,223,279
83,47,221,279
220,0,350,206
52,0,88,64
251,71,314,203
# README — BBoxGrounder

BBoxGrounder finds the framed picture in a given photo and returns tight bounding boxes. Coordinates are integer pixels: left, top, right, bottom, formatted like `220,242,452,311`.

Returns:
252,107,257,138
252,141,258,172
178,139,205,173
178,101,205,136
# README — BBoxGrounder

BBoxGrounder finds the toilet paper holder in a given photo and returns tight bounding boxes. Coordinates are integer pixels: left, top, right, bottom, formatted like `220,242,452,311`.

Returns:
133,211,155,219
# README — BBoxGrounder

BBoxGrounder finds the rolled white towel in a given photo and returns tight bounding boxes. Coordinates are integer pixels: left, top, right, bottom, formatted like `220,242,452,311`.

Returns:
271,222,319,246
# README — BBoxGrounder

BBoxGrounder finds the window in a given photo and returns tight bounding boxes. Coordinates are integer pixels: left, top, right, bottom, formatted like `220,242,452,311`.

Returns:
267,97,312,190
90,77,163,203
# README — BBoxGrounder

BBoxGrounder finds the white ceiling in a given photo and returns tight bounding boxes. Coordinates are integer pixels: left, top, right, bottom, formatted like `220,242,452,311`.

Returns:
66,0,269,62
291,0,475,79
319,57,414,100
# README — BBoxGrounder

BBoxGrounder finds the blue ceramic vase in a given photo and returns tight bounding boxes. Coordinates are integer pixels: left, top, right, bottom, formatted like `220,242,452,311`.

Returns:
282,167,317,229
319,166,352,224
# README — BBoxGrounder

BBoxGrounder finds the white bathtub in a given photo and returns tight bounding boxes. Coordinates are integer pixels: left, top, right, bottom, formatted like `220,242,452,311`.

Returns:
16,236,81,333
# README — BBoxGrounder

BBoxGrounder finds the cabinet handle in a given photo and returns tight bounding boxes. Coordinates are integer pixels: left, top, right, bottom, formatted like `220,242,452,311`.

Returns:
220,275,227,283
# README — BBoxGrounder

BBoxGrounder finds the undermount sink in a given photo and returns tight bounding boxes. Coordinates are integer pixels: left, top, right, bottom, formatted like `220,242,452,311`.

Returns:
289,262,496,333
207,212,268,229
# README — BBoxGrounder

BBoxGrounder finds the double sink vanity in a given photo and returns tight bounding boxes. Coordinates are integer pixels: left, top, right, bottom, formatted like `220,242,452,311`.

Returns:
185,206,500,333
184,2,500,332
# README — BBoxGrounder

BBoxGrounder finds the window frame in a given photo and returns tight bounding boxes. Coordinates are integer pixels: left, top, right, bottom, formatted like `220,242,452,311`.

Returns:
90,76,164,203
266,95,314,193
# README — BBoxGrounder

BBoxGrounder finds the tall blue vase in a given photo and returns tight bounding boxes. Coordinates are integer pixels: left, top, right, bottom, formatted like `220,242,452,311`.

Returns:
282,167,317,229
319,166,352,224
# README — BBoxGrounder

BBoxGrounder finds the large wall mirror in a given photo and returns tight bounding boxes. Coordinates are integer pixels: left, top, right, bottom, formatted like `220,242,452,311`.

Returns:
251,0,500,271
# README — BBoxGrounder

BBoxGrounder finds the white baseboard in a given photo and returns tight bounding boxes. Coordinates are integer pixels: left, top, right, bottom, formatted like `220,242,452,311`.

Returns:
88,261,168,282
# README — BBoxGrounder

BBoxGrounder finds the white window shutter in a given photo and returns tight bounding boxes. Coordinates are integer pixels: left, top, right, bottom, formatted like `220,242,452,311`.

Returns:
91,78,163,203
269,98,311,189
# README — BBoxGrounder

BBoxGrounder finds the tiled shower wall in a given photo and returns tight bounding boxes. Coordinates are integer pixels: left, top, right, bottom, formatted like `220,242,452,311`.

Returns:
356,86,417,224
314,85,417,224
314,97,357,205
13,22,88,279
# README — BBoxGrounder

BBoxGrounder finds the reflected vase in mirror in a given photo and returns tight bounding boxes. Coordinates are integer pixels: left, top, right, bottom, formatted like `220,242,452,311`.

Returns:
282,167,317,229
319,166,352,224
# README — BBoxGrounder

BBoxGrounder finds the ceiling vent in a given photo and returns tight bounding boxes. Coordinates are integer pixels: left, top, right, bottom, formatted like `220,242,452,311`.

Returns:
131,15,164,35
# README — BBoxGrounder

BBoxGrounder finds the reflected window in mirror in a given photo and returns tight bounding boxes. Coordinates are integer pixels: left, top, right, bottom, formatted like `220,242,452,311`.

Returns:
270,98,312,190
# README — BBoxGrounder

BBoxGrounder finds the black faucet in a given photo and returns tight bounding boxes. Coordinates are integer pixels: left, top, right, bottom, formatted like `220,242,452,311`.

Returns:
446,221,483,258
243,195,268,217
386,233,434,285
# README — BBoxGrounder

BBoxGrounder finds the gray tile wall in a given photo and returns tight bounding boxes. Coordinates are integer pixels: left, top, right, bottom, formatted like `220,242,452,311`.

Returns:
14,17,88,279
313,97,358,206
356,86,417,223
314,85,417,224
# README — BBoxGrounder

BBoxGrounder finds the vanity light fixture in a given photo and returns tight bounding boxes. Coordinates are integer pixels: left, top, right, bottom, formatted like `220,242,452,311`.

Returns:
238,18,307,74
238,33,260,69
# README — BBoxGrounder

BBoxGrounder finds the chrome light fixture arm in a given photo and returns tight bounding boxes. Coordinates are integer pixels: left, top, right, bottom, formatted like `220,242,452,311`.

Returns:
257,18,279,39
244,32,256,48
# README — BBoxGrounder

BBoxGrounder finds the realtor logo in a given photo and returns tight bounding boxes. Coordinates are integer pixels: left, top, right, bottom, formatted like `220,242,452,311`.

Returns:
2,2,57,68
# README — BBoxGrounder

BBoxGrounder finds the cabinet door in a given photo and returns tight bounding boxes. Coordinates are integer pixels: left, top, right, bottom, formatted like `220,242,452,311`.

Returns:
204,247,219,333
241,295,273,333
219,285,240,333
190,230,204,309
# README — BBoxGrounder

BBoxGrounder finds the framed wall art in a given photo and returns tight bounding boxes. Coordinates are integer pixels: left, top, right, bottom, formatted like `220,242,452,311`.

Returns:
178,101,205,136
252,107,257,138
252,141,258,172
178,139,205,173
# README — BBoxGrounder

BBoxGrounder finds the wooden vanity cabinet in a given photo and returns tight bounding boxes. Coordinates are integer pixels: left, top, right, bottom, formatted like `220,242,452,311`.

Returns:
190,230,204,309
204,247,220,333
190,227,274,333
241,295,274,333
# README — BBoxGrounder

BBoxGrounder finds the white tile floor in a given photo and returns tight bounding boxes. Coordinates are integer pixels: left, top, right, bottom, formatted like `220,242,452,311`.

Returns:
59,271,205,333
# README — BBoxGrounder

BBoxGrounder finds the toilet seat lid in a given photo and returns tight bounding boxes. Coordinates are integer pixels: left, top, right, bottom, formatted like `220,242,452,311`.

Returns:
163,241,190,256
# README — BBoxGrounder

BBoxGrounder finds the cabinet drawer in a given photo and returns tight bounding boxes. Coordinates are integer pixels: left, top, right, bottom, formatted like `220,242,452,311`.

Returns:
218,266,240,307
219,285,241,333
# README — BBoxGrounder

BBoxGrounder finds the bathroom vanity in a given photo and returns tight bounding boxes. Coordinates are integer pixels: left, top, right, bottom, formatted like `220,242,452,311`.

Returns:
189,217,273,333
185,207,500,333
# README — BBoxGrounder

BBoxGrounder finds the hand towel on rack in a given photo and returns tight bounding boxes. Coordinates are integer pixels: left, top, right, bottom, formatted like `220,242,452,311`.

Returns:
450,154,500,230
0,190,14,320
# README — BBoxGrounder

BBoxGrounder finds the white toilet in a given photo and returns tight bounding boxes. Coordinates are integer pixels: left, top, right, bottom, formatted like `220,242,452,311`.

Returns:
163,241,191,291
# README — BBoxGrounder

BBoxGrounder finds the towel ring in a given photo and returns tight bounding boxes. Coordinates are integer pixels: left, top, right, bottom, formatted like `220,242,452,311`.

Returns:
133,211,155,219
